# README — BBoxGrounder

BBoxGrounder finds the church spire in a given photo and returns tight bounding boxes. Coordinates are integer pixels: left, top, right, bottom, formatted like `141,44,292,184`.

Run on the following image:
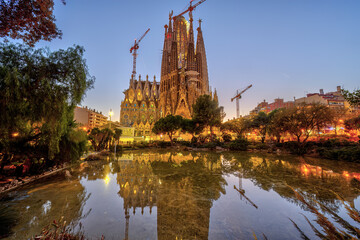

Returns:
188,12,194,44
214,88,218,103
186,12,196,71
161,25,169,76
168,11,173,35
196,19,209,94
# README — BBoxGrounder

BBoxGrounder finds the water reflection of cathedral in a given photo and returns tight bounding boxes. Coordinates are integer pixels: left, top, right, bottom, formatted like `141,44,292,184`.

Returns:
114,152,360,239
116,152,224,240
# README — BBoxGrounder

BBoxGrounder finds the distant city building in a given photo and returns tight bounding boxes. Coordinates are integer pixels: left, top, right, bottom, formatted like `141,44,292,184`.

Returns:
295,86,346,109
268,98,294,112
249,86,359,115
250,100,269,115
74,106,108,129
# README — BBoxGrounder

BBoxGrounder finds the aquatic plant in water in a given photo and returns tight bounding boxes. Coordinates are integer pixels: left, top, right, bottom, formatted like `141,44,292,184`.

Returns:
289,187,360,240
0,203,18,238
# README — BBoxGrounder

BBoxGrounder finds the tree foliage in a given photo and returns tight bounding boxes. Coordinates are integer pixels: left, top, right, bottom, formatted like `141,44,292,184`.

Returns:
181,119,204,138
341,88,360,107
152,115,183,144
192,95,221,134
114,128,123,145
344,115,360,131
221,117,250,137
248,111,271,143
0,0,65,46
268,108,288,142
88,128,114,151
281,104,333,143
0,43,94,159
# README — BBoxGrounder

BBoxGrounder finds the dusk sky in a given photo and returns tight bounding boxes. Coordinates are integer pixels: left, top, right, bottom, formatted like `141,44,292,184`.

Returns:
32,0,360,121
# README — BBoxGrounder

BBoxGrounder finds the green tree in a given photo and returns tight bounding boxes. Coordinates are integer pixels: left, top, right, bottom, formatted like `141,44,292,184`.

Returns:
0,43,94,163
344,115,360,131
152,115,183,144
181,119,204,138
249,111,271,143
88,128,114,151
114,128,123,145
268,108,288,143
283,104,333,143
341,88,360,107
0,0,65,46
56,121,89,163
221,117,249,137
192,95,221,135
330,108,348,135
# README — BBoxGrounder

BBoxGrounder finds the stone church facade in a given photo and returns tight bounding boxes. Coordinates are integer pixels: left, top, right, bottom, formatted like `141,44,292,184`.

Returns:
120,11,214,136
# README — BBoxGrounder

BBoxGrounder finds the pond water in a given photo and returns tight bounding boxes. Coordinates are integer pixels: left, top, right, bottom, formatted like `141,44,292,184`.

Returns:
1,150,360,240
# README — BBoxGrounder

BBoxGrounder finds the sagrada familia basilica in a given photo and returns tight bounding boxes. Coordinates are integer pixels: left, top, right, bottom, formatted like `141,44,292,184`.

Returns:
120,10,218,137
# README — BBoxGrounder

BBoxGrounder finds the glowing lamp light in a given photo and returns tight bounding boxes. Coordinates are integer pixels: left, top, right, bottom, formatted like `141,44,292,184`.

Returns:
104,174,110,185
12,132,19,137
343,171,350,178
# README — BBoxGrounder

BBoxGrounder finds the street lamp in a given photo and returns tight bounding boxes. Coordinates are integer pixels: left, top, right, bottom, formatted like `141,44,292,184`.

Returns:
109,109,113,129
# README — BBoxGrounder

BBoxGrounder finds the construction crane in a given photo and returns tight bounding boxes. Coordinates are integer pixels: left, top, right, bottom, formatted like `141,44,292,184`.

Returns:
231,84,253,118
130,28,150,79
172,0,206,20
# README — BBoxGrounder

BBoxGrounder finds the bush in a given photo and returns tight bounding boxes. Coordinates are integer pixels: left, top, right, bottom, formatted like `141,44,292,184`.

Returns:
176,140,192,147
156,141,172,148
56,129,88,163
201,142,217,149
318,146,360,162
229,138,249,151
316,139,356,148
276,141,314,155
191,136,198,144
222,133,232,142
254,143,269,150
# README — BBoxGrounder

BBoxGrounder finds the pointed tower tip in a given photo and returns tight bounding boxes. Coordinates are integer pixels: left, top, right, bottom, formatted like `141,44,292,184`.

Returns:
214,88,218,102
198,19,202,31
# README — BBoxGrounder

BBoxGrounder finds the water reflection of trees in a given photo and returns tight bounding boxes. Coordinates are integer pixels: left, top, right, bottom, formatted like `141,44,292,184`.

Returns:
5,174,89,239
223,152,360,212
115,151,227,240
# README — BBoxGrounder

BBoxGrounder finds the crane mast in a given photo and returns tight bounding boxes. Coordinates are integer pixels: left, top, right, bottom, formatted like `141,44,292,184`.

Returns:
231,84,253,118
130,28,150,79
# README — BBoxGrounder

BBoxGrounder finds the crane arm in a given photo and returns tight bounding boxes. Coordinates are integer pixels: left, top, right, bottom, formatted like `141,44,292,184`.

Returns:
173,0,206,20
130,28,150,53
231,85,253,102
137,28,150,45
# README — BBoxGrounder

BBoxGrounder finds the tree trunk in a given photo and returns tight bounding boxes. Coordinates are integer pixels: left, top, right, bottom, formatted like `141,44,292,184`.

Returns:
168,132,173,145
